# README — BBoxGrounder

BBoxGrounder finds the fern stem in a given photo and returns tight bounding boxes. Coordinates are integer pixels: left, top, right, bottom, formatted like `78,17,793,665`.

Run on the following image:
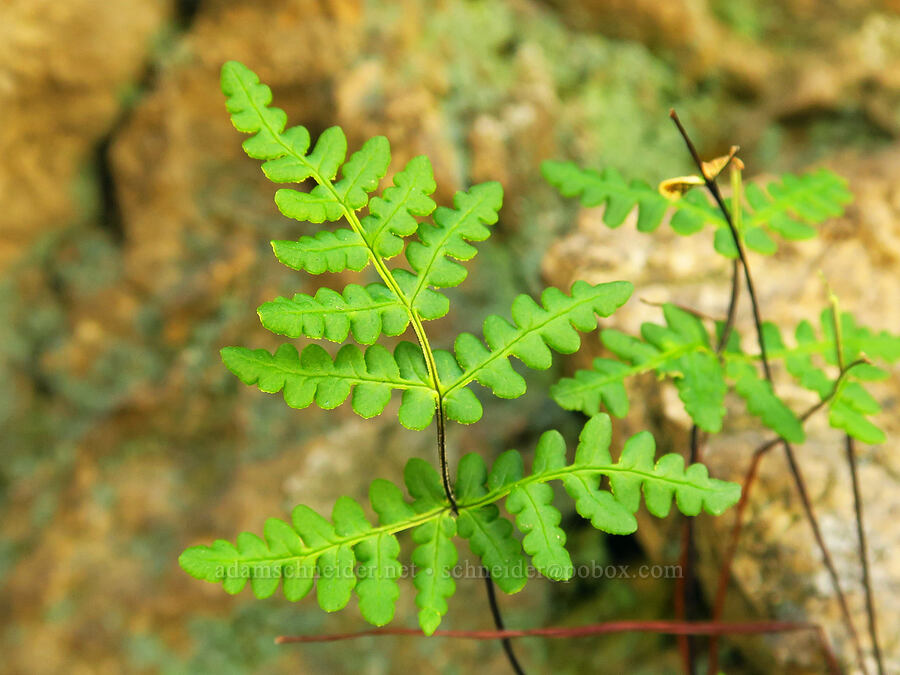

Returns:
843,434,883,675
274,619,841,672
707,358,869,675
483,574,527,675
828,302,885,675
670,110,866,675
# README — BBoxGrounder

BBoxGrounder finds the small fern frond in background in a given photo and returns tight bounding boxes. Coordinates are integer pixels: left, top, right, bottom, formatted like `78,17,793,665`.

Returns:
551,304,900,443
179,415,741,633
753,310,900,444
542,160,852,257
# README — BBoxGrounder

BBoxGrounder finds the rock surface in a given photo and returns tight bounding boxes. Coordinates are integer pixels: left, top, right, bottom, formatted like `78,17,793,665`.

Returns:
2,0,900,673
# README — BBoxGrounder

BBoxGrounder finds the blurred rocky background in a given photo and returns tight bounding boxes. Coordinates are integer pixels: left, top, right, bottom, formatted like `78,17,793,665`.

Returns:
2,1,899,673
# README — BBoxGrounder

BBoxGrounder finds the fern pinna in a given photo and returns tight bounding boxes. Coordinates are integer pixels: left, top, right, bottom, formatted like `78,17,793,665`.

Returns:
180,415,739,632
178,61,741,636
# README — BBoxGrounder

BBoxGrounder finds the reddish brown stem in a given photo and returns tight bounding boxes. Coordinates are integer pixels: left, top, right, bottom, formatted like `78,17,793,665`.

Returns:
707,361,868,674
276,620,840,673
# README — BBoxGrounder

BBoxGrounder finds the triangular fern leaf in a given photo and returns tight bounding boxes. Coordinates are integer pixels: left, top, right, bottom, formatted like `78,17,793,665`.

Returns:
257,283,408,345
447,280,633,402
221,342,437,430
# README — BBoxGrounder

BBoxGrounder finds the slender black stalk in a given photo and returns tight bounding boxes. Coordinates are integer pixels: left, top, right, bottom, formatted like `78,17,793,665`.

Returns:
669,110,867,674
843,434,884,675
435,401,458,513
718,259,740,351
829,306,885,675
668,111,770,380
433,404,524,673
672,120,741,675
484,574,527,675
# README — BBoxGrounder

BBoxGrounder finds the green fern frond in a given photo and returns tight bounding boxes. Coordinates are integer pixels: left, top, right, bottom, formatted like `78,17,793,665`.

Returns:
179,415,740,633
541,162,670,232
361,155,438,259
542,160,852,257
554,304,900,444
454,454,528,594
756,311,900,444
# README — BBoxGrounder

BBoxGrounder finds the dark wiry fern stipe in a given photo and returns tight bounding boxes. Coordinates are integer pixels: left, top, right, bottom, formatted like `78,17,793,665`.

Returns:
179,415,741,633
542,160,852,257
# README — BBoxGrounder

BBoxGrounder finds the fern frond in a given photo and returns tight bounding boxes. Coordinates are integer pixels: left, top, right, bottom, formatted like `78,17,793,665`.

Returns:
541,162,670,232
455,453,528,594
543,159,852,257
726,360,805,442
446,280,633,403
180,415,740,631
757,311,900,443
505,430,573,580
221,342,439,430
361,155,438,259
555,303,900,444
